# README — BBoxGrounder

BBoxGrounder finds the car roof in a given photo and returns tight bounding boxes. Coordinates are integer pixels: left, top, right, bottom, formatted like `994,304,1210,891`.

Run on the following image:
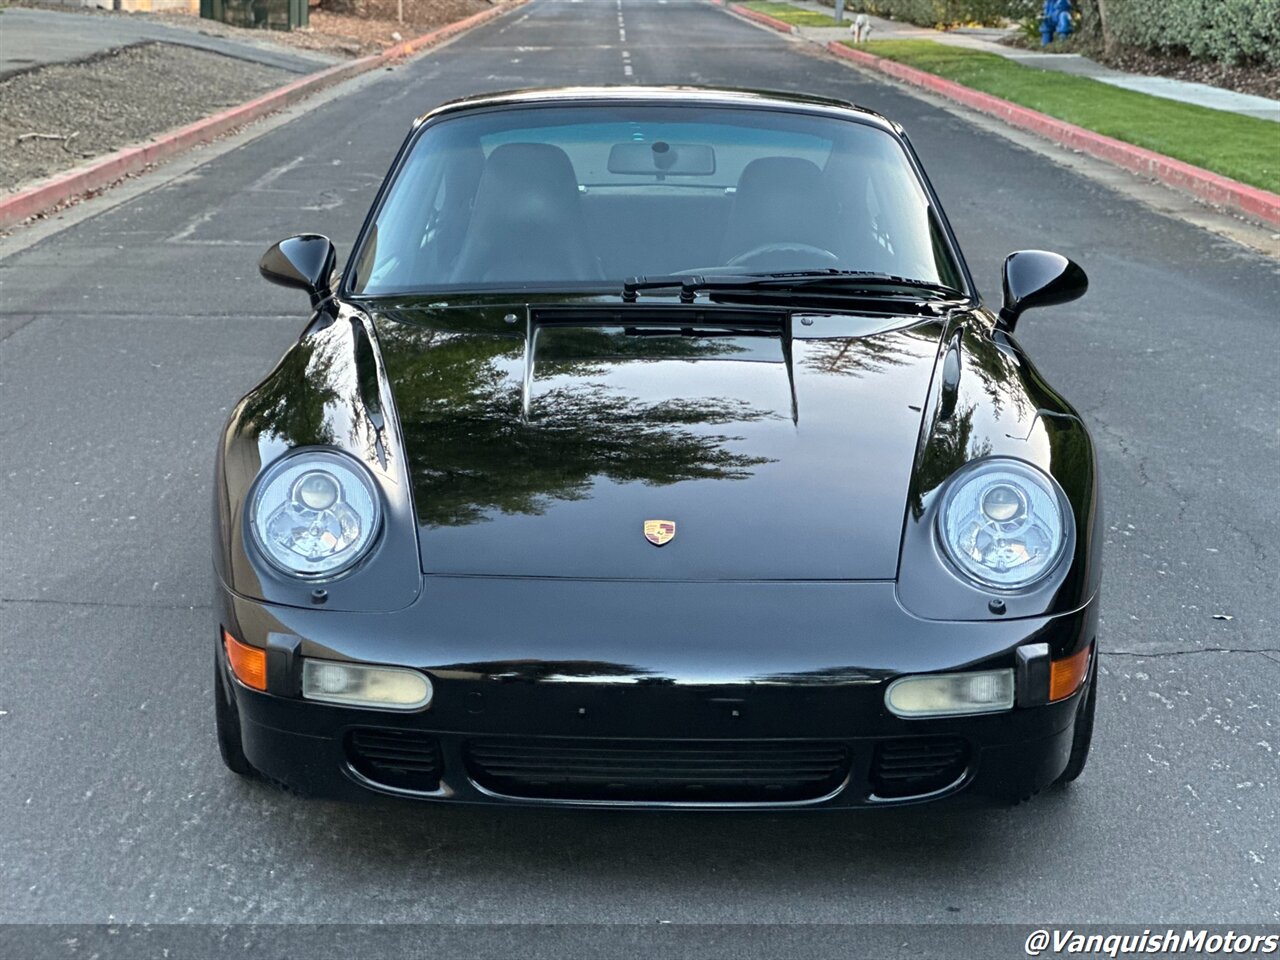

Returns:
414,86,904,136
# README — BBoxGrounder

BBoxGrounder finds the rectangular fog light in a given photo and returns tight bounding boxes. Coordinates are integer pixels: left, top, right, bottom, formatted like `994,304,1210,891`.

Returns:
885,669,1015,718
302,659,433,710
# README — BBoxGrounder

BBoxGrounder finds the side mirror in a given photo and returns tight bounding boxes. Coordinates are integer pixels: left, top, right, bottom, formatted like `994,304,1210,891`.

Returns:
998,250,1087,331
259,234,337,307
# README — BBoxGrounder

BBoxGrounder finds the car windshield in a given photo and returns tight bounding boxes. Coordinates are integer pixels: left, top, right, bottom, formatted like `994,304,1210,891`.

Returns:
348,103,964,295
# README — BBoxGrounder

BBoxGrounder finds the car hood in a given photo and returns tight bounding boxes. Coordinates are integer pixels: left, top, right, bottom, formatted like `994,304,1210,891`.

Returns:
368,301,945,581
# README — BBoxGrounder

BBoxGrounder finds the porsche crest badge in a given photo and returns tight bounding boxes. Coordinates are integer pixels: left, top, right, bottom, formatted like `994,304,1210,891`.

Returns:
643,519,676,547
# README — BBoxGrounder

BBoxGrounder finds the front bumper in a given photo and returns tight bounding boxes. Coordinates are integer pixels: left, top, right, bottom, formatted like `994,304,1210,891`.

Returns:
217,577,1097,809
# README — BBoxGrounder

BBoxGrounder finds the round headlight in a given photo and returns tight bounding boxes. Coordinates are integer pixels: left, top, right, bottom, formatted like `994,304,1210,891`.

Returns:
936,458,1070,590
248,449,382,578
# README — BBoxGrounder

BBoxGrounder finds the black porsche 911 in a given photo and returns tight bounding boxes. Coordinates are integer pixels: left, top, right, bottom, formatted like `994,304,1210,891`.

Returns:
212,86,1100,809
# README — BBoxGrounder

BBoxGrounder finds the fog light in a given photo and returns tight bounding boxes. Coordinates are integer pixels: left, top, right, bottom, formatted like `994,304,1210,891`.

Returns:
885,669,1015,718
302,659,432,710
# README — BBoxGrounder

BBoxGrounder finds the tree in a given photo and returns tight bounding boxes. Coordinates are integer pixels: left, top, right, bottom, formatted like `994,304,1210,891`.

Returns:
1075,0,1115,54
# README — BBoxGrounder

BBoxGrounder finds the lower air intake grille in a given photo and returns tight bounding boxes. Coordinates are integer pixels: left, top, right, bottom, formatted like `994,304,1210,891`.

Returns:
346,728,442,792
870,736,969,799
465,737,849,803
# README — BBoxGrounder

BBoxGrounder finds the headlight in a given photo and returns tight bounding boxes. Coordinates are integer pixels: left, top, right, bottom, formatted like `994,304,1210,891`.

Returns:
936,458,1070,590
248,449,382,578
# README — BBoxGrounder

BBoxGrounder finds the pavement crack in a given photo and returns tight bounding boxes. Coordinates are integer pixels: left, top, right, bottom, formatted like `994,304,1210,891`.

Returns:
1104,647,1280,659
0,315,41,342
1,597,211,612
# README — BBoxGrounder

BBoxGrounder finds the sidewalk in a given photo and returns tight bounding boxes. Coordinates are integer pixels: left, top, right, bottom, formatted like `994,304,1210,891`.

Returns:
724,0,1280,226
0,0,525,229
0,7,340,79
782,4,1280,122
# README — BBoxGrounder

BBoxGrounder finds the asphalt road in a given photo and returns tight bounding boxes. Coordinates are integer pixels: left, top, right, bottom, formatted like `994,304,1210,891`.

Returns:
1,0,1278,952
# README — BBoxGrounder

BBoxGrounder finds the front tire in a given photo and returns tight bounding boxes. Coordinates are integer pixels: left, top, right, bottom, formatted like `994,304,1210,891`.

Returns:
214,654,257,778
1055,653,1098,785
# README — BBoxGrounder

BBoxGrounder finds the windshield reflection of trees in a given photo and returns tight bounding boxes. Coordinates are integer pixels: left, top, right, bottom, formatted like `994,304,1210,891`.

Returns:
238,339,341,449
909,324,1061,517
239,318,392,469
378,324,784,528
239,313,1036,531
912,401,987,519
439,658,665,683
968,331,1034,421
799,335,914,377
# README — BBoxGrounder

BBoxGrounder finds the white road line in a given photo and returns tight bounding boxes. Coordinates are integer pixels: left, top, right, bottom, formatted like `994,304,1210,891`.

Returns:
246,155,305,192
618,1,631,82
167,208,218,243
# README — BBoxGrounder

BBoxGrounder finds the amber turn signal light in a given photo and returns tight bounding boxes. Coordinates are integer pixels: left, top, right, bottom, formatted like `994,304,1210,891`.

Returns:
223,629,267,691
1049,644,1092,702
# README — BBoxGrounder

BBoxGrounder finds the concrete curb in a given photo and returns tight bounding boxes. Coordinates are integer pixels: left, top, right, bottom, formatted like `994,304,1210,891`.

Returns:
0,1,525,231
727,3,797,34
713,0,1280,228
825,42,1280,229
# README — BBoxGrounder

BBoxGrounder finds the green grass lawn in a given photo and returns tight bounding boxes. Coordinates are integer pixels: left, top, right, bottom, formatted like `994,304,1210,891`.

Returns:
848,40,1280,194
742,1,840,27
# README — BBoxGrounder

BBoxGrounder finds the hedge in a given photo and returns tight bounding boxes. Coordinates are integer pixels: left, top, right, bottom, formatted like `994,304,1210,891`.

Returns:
854,0,1033,27
848,0,1280,66
1101,0,1280,67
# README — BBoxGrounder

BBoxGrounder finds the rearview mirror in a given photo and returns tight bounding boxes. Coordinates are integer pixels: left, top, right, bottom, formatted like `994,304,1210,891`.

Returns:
998,250,1087,330
259,234,337,307
608,141,716,176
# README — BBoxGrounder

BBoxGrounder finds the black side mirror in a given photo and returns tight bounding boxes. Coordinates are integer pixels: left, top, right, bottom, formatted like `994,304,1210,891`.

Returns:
998,250,1087,331
259,235,337,307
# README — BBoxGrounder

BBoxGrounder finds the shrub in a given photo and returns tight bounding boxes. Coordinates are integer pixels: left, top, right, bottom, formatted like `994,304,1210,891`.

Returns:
856,0,1035,28
1101,0,1280,67
852,0,1280,65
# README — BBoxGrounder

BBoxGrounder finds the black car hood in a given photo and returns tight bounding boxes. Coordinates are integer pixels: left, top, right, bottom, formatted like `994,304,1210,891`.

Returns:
369,301,945,581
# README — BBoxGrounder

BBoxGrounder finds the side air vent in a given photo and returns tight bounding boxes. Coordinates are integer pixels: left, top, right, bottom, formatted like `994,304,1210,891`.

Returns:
346,728,442,792
870,736,969,799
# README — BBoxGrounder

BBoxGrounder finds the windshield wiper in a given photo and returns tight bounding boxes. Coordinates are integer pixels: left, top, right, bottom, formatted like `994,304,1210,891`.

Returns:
622,271,965,303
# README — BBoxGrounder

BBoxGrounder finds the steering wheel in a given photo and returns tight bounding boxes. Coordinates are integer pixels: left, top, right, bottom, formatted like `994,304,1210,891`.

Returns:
726,242,840,271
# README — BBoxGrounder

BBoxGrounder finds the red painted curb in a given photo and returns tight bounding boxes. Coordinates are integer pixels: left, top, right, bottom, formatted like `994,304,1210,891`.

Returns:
728,3,796,35
0,1,524,231
828,41,1280,229
383,1,517,59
